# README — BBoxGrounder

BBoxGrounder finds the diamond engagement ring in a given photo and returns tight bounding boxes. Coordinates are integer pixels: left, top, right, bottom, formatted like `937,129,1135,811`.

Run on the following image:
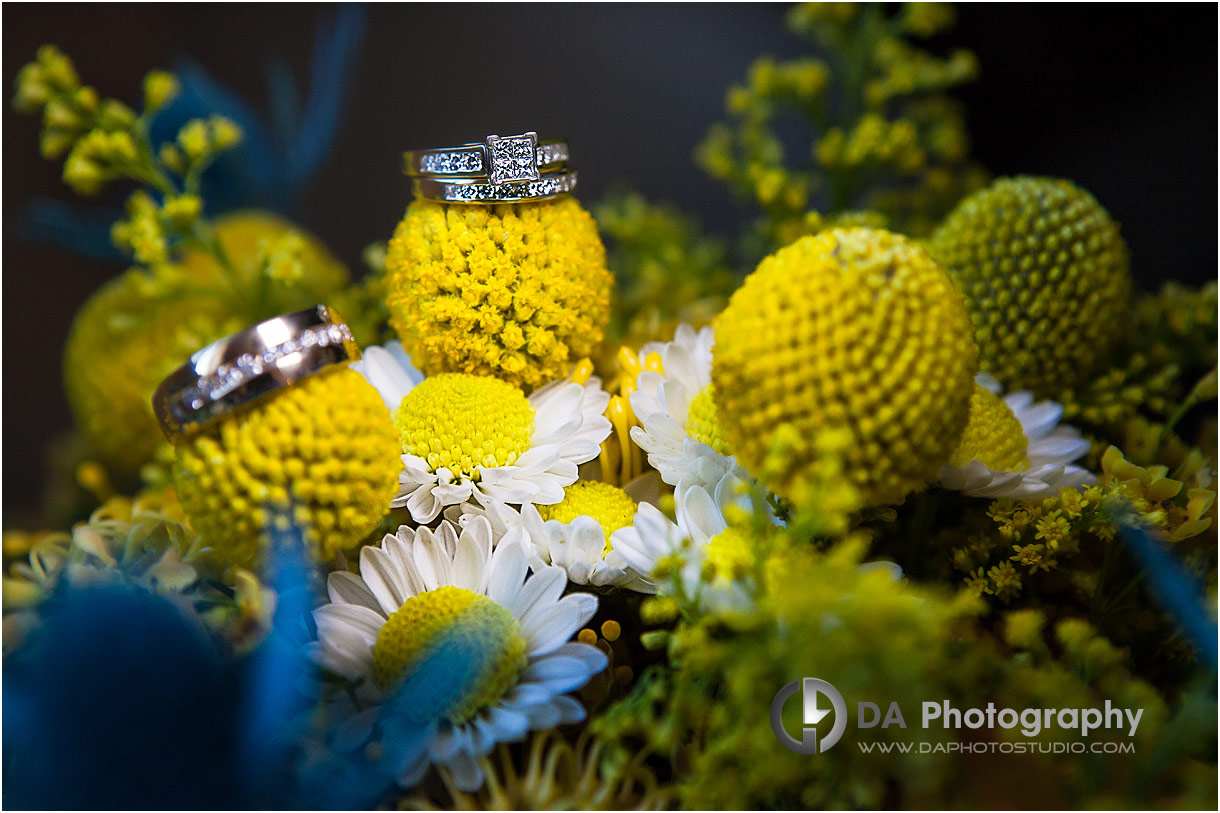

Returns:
152,305,360,438
403,132,570,182
412,168,578,204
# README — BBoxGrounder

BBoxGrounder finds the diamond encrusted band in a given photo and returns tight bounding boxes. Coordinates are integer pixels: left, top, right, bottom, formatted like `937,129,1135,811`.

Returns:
403,132,570,182
412,169,578,204
152,305,360,439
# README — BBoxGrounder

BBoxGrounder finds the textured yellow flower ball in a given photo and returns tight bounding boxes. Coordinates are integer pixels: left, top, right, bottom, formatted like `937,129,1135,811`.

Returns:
712,228,978,507
384,198,612,391
171,367,400,568
63,211,349,476
63,268,244,475
928,176,1131,394
180,210,350,308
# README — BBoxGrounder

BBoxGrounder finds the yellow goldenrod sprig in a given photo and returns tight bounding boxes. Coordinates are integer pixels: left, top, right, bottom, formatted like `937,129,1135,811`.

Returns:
13,45,244,278
697,2,986,252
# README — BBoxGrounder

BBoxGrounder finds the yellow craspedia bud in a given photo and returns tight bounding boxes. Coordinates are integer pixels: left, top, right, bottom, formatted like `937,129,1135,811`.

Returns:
171,368,400,568
179,210,350,309
384,197,612,391
948,383,1029,471
63,269,245,475
63,212,349,475
712,228,977,507
929,176,1132,394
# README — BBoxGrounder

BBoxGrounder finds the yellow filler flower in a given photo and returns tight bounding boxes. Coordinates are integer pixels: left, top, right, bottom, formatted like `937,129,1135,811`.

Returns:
712,227,978,507
384,198,612,391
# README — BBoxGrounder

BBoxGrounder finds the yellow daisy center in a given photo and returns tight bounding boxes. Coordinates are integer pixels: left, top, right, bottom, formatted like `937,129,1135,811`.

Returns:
703,527,754,583
394,373,535,479
949,384,1030,472
686,385,731,456
372,586,527,725
538,481,637,555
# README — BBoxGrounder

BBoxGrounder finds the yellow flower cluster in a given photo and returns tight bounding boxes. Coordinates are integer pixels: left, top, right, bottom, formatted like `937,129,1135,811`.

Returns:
373,585,526,724
949,383,1030,471
172,368,400,568
816,114,926,173
385,198,612,391
930,176,1132,394
957,445,1216,604
394,373,535,478
712,228,977,507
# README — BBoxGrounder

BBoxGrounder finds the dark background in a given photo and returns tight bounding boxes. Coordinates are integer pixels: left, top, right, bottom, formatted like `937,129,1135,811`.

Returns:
4,3,1217,518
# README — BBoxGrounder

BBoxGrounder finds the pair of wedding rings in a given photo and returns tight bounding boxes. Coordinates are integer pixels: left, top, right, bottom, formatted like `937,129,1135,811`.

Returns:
403,131,577,203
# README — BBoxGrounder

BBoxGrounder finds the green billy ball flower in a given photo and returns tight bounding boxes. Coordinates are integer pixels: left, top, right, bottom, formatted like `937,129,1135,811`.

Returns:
929,176,1132,394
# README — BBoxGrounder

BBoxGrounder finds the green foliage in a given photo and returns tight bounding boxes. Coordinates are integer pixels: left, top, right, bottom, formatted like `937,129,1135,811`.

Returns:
596,534,1214,808
595,191,736,346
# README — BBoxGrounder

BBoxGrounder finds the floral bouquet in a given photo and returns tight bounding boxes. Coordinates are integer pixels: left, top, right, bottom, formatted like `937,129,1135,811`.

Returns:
4,4,1216,810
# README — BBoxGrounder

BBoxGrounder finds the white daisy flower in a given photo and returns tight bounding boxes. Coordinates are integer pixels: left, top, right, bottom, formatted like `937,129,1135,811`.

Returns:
455,481,659,594
612,476,755,611
307,517,606,792
938,373,1096,499
354,347,612,524
628,324,745,493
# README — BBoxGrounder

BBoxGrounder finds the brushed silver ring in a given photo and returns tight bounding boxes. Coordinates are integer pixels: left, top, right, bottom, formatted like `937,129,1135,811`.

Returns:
152,305,359,439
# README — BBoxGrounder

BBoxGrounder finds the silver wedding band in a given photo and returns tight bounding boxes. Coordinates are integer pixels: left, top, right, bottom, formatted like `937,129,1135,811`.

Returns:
152,305,359,439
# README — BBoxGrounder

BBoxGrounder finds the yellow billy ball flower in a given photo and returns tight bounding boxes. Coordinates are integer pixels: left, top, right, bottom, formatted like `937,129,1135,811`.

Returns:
63,268,245,475
928,176,1132,394
384,198,612,391
63,211,349,476
171,367,401,568
180,210,350,312
712,228,978,507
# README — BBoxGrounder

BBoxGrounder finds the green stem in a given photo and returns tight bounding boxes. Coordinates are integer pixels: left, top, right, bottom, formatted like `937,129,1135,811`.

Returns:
1153,374,1210,460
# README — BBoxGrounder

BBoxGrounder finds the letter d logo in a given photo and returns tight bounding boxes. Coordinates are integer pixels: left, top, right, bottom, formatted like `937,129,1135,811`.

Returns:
771,677,847,754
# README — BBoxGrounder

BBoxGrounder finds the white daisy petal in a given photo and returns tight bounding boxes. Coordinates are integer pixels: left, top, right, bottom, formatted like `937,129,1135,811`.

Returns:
485,706,530,741
326,570,383,614
352,343,422,411
360,544,410,616
313,603,385,649
446,751,484,793
524,593,597,656
504,564,567,622
486,540,528,607
551,694,588,725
